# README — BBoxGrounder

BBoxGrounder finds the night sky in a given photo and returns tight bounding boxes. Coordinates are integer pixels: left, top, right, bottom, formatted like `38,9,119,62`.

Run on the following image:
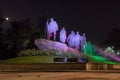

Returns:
0,0,120,43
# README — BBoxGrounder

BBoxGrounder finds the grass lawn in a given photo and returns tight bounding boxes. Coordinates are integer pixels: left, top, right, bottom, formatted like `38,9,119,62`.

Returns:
0,56,54,64
0,55,119,64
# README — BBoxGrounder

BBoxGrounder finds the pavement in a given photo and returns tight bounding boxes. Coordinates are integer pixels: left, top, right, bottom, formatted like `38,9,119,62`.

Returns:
1,69,120,73
0,71,120,80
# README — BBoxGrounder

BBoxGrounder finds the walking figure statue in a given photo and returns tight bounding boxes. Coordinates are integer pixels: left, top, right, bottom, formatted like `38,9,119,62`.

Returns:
67,31,75,48
74,31,81,50
60,27,66,43
46,18,58,41
81,33,86,51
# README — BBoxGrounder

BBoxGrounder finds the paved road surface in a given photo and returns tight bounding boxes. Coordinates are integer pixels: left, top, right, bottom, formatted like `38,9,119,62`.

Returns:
0,72,120,80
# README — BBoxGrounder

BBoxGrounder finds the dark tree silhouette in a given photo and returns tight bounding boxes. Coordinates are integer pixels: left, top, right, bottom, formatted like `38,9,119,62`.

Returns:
0,12,4,25
28,16,47,49
102,28,120,50
35,16,47,38
0,16,48,59
0,12,7,59
6,19,34,57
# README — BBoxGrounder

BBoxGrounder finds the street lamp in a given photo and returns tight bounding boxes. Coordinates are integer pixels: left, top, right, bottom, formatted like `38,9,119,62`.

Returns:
5,17,9,21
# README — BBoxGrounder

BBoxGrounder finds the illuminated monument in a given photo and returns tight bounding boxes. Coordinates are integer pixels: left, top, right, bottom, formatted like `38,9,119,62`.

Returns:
34,17,120,65
35,18,87,52
34,17,120,63
67,31,86,51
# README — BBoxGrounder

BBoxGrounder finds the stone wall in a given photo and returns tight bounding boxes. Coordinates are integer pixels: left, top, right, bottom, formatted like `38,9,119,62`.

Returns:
0,63,120,72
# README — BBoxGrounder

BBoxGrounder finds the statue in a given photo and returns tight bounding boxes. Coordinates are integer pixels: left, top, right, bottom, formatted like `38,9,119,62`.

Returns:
60,27,66,43
81,33,86,51
46,18,58,41
74,31,81,50
67,31,75,48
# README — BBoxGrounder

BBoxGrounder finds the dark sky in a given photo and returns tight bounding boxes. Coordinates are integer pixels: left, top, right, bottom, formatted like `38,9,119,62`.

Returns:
0,0,120,43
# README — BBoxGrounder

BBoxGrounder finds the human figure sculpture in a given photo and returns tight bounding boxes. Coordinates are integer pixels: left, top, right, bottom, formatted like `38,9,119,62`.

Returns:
81,33,86,51
60,27,66,43
67,31,75,48
74,31,81,50
46,18,58,41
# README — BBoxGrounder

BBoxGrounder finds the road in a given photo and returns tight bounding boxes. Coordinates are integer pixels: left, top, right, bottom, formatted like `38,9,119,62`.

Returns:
0,72,120,80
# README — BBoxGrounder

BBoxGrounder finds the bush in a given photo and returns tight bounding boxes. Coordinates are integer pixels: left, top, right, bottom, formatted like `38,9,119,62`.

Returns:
18,49,53,56
18,49,83,58
83,41,98,56
105,46,115,54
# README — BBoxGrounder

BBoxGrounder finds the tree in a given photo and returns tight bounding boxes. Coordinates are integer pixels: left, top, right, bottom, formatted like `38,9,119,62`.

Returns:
0,12,7,59
35,16,47,38
0,12,4,42
0,12,4,25
102,28,120,50
0,16,48,58
6,19,34,57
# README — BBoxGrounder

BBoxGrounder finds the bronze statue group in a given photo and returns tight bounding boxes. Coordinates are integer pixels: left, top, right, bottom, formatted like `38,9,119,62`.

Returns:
46,18,86,51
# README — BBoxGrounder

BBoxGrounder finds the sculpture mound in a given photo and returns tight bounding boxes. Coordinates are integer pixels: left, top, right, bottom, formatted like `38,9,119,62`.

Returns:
34,39,80,53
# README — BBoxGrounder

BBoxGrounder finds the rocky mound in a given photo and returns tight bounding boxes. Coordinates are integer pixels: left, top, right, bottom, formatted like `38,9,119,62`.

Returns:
34,39,80,53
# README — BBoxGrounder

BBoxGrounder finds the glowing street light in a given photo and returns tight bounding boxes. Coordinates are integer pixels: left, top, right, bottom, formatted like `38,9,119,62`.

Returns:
5,17,9,20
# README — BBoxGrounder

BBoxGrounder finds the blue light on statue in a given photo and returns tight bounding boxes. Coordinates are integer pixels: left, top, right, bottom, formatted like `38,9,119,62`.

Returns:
74,31,81,50
67,31,75,48
46,18,58,41
60,27,66,43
